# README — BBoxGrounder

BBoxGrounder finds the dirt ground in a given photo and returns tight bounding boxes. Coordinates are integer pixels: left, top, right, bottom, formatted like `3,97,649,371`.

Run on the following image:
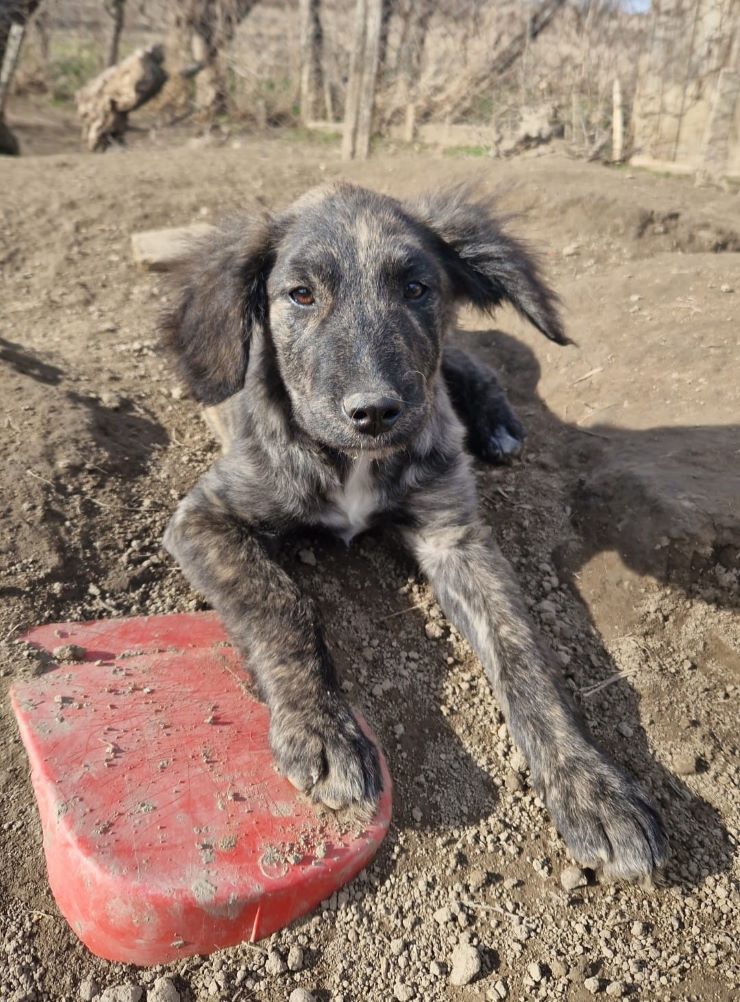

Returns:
1,116,739,1002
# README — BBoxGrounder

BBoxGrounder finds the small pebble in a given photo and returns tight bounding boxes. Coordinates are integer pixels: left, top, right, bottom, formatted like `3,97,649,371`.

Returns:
606,981,625,997
527,962,543,983
147,977,180,1002
560,865,588,891
99,988,143,1002
265,949,287,976
393,984,414,1001
53,643,86,662
505,770,523,793
449,941,481,986
80,980,99,1002
468,868,487,891
287,945,304,972
584,976,602,993
298,548,317,567
289,990,316,1002
674,751,700,775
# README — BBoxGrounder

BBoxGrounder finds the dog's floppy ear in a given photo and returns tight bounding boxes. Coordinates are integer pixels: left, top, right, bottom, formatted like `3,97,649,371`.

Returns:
160,215,276,405
409,187,568,345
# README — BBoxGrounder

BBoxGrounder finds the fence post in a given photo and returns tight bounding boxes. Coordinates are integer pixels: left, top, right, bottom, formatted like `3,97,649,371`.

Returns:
612,78,624,162
403,101,416,143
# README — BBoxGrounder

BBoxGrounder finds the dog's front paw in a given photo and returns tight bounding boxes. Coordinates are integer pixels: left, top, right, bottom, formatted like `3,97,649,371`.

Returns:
469,400,526,465
543,753,668,881
484,424,525,463
270,698,381,811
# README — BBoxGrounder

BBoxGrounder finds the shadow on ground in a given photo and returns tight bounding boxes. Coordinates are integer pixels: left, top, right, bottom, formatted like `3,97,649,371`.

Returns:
287,327,736,892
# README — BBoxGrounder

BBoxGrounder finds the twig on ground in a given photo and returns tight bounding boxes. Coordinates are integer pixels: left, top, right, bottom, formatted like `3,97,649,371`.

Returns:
573,366,604,384
376,602,428,622
579,668,638,697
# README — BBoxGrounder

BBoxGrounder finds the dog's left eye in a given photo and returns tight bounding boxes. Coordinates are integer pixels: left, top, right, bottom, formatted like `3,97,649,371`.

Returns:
289,287,315,306
404,281,427,301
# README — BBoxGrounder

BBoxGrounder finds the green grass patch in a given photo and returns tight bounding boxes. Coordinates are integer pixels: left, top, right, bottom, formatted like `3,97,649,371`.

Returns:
442,144,491,158
49,42,100,104
283,125,342,145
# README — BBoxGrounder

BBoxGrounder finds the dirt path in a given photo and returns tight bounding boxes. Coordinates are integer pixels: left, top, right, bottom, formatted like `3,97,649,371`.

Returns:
1,135,738,1002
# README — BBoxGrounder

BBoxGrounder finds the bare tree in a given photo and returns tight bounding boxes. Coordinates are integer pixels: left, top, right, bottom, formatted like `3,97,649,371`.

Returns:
342,0,383,160
172,0,261,115
390,0,432,127
421,0,567,120
104,0,126,68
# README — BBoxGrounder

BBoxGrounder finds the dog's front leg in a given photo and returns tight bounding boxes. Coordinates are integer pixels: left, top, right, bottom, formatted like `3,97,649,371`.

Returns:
403,482,667,878
164,473,381,811
442,345,525,463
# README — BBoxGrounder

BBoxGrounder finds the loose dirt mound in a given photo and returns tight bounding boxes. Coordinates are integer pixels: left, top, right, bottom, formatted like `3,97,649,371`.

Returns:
1,136,738,1001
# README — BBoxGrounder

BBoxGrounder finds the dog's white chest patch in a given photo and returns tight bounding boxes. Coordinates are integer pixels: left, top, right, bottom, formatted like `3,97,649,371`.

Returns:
318,455,378,543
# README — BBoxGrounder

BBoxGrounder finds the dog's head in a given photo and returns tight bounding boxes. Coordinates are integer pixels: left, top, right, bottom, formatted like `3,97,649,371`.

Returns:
162,183,565,454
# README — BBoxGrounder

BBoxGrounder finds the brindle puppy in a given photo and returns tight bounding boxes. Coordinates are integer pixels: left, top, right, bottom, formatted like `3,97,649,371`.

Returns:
161,183,667,880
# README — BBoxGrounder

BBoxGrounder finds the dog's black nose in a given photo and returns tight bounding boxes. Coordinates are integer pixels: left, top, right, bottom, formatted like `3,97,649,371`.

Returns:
342,393,403,436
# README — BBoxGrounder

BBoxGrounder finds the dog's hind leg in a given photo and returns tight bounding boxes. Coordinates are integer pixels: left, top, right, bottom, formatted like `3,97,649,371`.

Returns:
163,455,381,811
442,345,525,464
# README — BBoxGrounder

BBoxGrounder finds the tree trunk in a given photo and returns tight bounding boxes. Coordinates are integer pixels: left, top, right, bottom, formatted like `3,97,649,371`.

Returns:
342,0,367,160
105,0,126,69
354,0,383,159
191,29,227,116
0,21,25,116
299,0,323,124
0,0,40,154
34,5,49,69
376,0,393,77
0,0,40,108
181,0,261,117
342,0,383,160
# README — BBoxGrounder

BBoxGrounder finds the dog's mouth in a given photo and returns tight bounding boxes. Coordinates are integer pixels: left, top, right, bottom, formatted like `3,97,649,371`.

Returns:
315,426,415,458
295,404,427,457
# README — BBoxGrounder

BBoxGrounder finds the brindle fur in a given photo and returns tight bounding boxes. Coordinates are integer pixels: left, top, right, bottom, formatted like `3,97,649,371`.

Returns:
161,183,667,879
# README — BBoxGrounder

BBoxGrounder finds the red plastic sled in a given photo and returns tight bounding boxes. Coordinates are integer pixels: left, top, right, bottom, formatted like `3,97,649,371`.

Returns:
11,612,391,965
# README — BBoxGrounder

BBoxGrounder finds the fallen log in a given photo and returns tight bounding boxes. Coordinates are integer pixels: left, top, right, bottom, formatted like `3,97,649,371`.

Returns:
75,44,167,152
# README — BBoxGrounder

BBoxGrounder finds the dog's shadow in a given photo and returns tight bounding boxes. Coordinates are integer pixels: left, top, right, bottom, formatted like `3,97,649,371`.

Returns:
291,327,735,891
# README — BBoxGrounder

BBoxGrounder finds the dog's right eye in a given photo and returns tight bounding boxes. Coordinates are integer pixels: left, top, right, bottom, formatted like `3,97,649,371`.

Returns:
289,287,315,306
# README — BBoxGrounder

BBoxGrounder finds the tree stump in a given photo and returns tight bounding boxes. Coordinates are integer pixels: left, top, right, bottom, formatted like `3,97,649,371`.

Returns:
75,44,167,152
